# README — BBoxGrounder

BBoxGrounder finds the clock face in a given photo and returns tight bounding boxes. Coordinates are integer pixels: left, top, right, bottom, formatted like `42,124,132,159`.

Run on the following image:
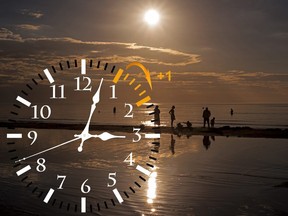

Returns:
6,59,160,214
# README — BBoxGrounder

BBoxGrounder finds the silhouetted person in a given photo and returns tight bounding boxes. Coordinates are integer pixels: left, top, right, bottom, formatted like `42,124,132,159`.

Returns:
113,106,116,114
154,105,160,126
203,136,211,150
170,135,175,155
211,117,215,128
230,108,234,116
202,107,211,128
176,122,183,129
186,121,192,128
169,105,176,127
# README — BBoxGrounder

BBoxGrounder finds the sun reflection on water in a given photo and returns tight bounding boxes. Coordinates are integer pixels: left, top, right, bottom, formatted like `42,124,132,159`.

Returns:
141,120,167,127
147,171,157,204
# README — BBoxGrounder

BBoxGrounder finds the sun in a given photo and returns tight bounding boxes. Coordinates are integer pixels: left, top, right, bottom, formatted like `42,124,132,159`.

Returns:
144,9,160,26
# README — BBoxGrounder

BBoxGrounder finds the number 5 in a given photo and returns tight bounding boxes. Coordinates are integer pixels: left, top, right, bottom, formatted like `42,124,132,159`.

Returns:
107,172,117,187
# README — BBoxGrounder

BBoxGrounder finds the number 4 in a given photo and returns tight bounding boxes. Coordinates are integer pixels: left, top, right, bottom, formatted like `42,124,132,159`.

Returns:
123,152,135,166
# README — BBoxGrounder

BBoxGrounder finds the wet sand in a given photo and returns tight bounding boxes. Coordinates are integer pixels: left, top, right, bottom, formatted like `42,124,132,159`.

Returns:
1,121,287,139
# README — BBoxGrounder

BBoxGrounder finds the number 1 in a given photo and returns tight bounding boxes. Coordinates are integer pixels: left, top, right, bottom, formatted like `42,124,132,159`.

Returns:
110,85,117,99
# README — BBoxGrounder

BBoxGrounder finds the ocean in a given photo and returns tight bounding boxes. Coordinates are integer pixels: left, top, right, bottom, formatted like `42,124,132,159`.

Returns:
0,102,288,215
1,103,288,128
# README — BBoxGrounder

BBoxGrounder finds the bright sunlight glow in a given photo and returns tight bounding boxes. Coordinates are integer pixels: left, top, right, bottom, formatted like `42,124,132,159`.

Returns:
144,9,160,26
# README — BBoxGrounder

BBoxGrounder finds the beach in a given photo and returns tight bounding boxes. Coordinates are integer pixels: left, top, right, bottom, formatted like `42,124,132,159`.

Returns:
1,121,288,139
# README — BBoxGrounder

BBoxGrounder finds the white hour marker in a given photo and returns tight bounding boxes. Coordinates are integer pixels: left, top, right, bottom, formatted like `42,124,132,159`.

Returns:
7,133,22,139
136,165,151,176
43,68,54,84
81,59,86,75
16,165,31,176
16,96,31,107
144,133,161,139
113,188,123,204
81,197,86,213
43,188,55,203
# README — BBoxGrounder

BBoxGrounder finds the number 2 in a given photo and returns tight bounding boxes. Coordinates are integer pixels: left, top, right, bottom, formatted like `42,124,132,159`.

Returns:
124,103,133,118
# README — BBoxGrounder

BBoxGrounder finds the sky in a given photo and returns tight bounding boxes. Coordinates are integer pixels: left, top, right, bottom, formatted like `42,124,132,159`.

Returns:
1,0,288,104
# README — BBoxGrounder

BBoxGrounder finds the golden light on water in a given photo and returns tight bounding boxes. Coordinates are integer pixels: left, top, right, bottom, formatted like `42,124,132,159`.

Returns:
147,171,157,204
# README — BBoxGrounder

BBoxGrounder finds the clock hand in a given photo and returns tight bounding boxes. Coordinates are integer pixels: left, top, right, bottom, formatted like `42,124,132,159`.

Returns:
77,78,104,152
15,132,126,163
74,132,126,142
90,132,126,141
15,137,81,163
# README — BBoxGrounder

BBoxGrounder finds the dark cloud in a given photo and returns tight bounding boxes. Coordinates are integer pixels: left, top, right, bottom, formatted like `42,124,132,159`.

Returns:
20,9,44,19
0,29,200,83
0,28,22,41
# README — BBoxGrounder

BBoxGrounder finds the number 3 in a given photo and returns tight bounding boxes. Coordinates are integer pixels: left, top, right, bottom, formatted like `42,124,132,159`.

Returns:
133,128,141,142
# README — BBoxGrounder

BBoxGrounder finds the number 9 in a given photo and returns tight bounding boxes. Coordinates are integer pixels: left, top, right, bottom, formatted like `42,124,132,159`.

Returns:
28,130,37,145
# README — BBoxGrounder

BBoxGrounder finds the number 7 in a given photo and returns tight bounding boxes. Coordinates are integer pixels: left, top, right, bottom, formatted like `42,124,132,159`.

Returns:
57,175,66,189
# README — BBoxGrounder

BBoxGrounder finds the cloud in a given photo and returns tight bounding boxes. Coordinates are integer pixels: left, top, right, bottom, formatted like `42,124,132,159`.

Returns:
270,32,288,39
0,28,22,41
16,24,41,31
21,9,44,19
0,28,200,71
170,70,288,90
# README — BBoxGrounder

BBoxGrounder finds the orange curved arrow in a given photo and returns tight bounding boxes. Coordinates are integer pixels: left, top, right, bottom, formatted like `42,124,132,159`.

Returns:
126,62,152,90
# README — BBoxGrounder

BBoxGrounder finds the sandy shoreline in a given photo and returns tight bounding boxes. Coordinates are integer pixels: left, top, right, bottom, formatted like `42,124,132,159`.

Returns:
1,122,287,139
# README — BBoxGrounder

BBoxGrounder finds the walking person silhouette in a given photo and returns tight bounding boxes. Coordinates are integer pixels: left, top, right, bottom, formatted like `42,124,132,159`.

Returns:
169,105,176,127
202,107,211,128
154,105,160,126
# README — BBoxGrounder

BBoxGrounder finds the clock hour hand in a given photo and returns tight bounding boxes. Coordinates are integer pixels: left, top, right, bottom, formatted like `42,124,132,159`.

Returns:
74,132,125,142
77,78,104,152
91,132,126,141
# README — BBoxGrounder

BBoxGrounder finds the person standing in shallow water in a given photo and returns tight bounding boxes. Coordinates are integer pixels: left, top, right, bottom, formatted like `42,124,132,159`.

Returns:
202,107,211,128
211,117,215,128
154,105,160,126
169,105,176,127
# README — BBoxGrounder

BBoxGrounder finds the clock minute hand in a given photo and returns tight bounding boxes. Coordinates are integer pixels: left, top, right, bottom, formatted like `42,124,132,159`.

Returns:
77,78,104,152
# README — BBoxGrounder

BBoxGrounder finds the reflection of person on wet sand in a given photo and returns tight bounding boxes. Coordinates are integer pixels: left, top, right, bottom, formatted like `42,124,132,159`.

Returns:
154,105,160,126
203,136,211,150
211,136,215,141
230,108,234,116
170,135,175,155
